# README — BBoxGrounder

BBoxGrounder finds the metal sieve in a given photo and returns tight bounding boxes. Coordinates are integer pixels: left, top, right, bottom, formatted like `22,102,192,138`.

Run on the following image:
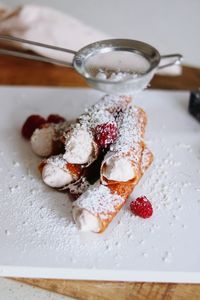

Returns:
0,35,182,94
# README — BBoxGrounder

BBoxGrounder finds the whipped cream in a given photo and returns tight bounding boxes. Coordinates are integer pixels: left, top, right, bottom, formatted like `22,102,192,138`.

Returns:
103,155,135,182
31,126,54,157
63,127,94,164
72,207,100,232
42,163,73,188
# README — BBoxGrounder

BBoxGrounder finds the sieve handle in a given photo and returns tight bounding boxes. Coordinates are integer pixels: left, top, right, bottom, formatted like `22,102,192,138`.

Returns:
0,35,76,67
158,54,183,69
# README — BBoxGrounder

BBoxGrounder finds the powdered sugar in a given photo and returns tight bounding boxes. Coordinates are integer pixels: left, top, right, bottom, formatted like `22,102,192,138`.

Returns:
112,105,146,155
73,183,124,220
79,108,115,129
65,94,130,135
73,143,153,229
46,154,67,169
93,94,131,117
96,70,138,82
63,95,131,164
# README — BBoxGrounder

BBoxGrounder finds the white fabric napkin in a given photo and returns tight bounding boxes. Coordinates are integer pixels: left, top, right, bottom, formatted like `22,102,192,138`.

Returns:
0,4,108,63
0,4,182,75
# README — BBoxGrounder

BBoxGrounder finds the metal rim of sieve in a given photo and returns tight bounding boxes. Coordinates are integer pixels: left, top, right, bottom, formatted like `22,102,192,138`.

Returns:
0,35,182,94
73,39,161,85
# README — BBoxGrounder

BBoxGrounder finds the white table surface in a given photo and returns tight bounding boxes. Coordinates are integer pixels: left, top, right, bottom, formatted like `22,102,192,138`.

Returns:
0,0,199,299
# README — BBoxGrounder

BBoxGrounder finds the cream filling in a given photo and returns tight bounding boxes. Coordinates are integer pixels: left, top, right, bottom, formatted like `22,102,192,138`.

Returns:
72,207,100,232
103,156,135,182
42,163,73,188
63,128,93,164
31,127,54,157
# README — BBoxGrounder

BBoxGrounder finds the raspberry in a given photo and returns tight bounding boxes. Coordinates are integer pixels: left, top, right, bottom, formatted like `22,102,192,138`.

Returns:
94,122,118,148
47,114,66,124
21,115,46,139
130,196,153,219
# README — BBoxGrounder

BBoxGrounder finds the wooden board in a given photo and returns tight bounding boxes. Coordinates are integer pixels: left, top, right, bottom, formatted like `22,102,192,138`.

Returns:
13,278,200,300
0,55,199,90
0,54,200,300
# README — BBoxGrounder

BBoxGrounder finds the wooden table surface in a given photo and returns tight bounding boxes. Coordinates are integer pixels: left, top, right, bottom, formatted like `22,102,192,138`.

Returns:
1,55,200,300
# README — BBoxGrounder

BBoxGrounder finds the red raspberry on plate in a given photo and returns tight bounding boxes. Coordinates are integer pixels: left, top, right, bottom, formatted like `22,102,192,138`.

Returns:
47,114,66,124
21,115,46,139
94,122,118,148
130,196,153,219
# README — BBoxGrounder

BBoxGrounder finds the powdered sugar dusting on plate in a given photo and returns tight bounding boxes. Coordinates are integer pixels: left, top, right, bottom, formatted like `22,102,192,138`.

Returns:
0,88,200,278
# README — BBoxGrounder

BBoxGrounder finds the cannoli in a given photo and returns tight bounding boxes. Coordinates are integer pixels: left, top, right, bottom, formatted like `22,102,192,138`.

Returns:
101,105,147,185
63,95,131,165
39,154,83,189
31,121,70,157
39,151,104,191
72,145,153,233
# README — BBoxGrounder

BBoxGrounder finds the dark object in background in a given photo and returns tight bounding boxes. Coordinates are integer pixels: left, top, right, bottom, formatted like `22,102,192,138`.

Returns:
189,90,200,122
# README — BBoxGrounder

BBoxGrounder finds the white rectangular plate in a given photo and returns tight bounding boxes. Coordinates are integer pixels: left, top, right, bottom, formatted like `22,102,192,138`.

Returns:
0,87,200,283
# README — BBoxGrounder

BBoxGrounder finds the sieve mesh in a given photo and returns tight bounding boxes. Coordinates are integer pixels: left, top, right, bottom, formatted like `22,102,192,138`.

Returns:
84,50,151,81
